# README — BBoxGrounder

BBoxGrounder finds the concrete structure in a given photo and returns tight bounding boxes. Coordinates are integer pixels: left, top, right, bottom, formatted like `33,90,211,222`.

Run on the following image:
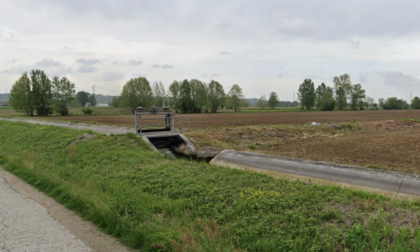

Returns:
210,150,420,198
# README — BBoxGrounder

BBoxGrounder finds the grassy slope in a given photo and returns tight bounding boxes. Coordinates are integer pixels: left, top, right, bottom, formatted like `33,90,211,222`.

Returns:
0,121,420,251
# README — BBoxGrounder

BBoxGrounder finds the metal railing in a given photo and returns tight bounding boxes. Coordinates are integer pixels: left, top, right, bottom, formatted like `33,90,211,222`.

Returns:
135,116,189,135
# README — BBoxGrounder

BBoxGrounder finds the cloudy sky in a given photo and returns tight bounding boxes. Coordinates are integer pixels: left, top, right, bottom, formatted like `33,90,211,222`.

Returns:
1,0,419,101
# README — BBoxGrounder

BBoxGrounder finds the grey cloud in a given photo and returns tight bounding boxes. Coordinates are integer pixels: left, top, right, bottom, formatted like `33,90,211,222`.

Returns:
78,65,97,73
219,51,230,55
0,29,13,37
152,64,174,69
211,73,219,77
2,58,72,75
76,58,100,65
36,58,62,68
103,72,124,81
277,73,283,78
380,71,420,87
359,74,368,83
128,59,142,66
201,74,208,77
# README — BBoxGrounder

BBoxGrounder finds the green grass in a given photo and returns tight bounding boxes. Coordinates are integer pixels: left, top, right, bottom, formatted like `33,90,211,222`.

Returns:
0,121,420,251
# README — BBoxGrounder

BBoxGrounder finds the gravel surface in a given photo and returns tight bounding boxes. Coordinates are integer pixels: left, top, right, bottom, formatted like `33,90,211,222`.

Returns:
0,176,92,252
0,118,133,135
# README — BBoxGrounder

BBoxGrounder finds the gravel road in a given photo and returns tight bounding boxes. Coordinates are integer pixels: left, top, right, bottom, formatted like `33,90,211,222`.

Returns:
0,175,92,252
0,168,132,252
0,118,133,135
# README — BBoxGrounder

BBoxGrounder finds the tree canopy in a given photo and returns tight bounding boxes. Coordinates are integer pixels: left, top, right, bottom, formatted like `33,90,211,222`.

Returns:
267,92,279,109
76,91,90,107
10,70,54,116
119,77,153,113
208,80,225,113
411,97,420,109
227,84,244,112
9,73,34,116
52,76,75,115
316,83,335,111
298,79,316,110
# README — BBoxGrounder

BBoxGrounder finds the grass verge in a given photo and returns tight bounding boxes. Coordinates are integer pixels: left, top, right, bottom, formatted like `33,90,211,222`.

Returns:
0,120,420,251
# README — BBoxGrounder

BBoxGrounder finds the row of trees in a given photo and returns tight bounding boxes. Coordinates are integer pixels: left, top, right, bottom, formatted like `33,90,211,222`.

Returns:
256,92,280,109
118,77,247,113
9,70,100,116
10,70,76,116
298,74,367,111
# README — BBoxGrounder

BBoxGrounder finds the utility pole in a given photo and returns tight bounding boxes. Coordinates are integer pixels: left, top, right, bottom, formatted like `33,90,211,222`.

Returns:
92,85,96,95
410,92,412,102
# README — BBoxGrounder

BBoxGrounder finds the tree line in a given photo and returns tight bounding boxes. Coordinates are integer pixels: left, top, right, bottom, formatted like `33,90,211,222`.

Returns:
297,74,368,111
118,77,255,113
296,73,420,111
9,69,99,116
9,70,420,116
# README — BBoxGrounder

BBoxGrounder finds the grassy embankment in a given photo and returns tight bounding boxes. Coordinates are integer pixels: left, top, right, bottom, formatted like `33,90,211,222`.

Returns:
1,121,420,251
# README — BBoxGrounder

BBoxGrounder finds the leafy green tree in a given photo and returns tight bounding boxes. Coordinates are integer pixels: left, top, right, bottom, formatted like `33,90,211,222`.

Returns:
364,97,375,108
350,84,366,110
333,74,353,110
335,87,347,110
153,81,166,108
257,95,267,109
267,92,279,109
298,79,316,110
179,79,193,113
31,69,52,116
227,84,245,112
168,81,181,113
208,80,225,113
9,73,34,116
76,91,90,107
379,98,385,109
190,79,208,113
411,96,420,109
316,83,335,111
111,96,121,107
88,94,97,107
383,97,409,110
51,76,75,115
120,77,153,113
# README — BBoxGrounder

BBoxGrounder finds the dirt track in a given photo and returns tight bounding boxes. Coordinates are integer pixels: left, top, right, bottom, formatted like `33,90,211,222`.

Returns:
44,110,420,128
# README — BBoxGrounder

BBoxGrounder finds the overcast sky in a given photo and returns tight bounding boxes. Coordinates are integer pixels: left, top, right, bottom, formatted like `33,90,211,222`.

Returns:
1,0,419,101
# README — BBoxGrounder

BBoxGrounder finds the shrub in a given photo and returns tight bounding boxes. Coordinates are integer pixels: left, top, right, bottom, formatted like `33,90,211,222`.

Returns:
81,107,94,115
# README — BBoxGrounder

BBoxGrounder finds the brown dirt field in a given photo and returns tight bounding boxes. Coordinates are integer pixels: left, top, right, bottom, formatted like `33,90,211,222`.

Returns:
41,110,420,128
186,120,420,173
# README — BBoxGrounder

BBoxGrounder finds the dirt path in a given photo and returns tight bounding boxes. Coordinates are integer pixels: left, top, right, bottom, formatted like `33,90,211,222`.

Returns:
0,168,132,252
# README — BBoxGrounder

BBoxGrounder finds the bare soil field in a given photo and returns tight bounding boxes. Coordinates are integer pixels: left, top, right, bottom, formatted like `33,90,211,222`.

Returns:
40,110,420,128
186,120,420,173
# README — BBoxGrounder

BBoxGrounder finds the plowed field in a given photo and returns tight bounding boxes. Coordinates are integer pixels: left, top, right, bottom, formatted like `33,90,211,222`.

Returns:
44,110,420,128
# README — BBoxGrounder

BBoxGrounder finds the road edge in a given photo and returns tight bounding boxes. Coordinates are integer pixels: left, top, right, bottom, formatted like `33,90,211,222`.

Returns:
0,166,133,252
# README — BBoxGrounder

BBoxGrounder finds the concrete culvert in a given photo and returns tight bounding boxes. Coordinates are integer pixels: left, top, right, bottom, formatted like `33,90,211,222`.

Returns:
143,134,219,161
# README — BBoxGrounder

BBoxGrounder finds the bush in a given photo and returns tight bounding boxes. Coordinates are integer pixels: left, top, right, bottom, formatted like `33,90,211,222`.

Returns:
81,107,94,115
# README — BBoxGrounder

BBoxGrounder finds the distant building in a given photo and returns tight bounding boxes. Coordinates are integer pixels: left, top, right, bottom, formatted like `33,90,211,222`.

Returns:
96,103,109,107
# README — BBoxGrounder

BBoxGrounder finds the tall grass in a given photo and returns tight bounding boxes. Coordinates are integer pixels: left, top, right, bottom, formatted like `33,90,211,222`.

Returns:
0,120,419,251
